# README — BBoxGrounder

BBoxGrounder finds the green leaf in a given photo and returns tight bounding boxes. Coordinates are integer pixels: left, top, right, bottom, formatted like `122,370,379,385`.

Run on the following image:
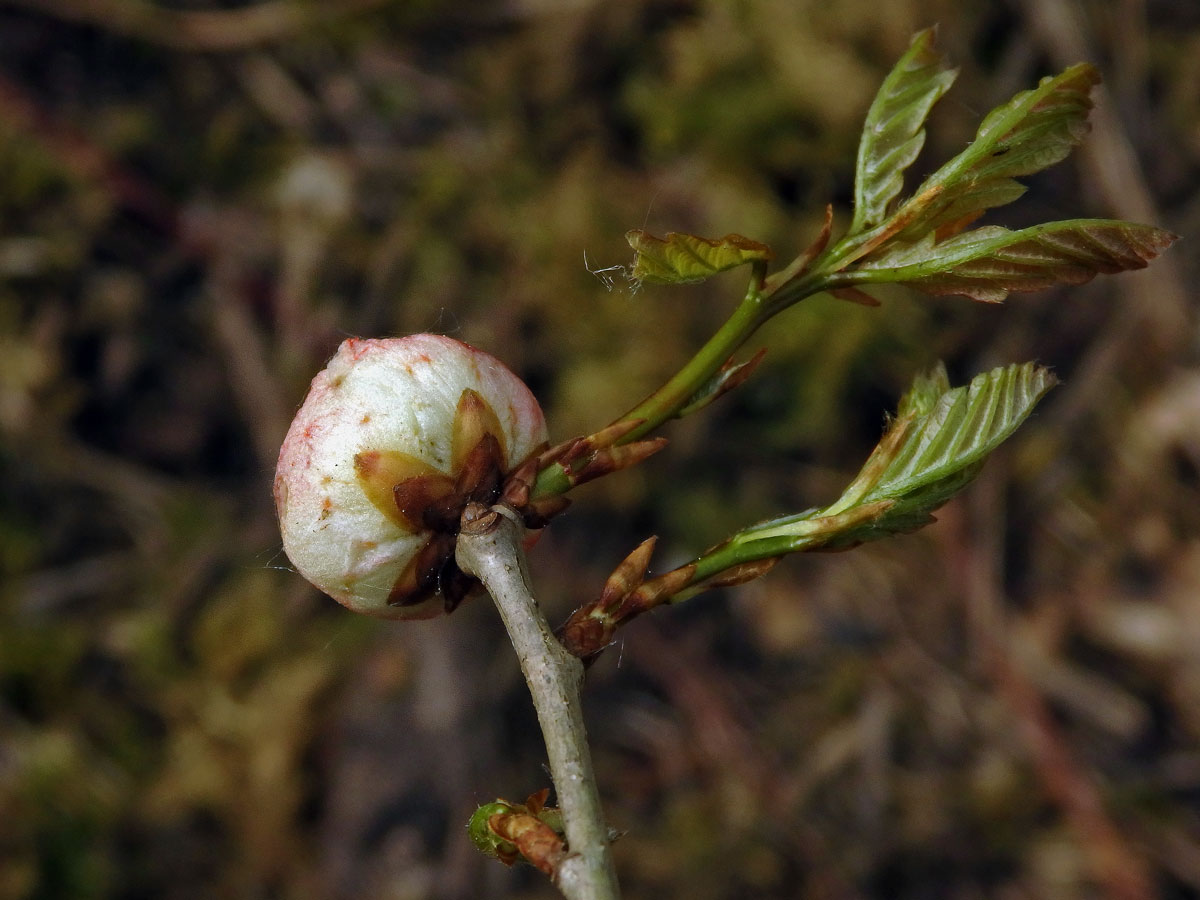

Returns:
626,230,772,285
850,28,957,234
848,219,1177,302
891,63,1100,240
823,361,1057,535
735,361,1056,547
607,363,1056,609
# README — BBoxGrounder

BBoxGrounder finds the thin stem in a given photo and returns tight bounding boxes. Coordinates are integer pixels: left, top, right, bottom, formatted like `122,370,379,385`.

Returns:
455,503,620,900
614,283,767,444
528,262,838,502
531,283,773,501
612,263,845,444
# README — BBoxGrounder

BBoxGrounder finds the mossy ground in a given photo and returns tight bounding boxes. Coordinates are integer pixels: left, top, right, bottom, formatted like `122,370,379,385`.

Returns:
2,2,1198,898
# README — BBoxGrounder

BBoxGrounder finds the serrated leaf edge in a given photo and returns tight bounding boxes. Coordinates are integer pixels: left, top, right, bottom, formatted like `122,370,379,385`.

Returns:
851,27,958,234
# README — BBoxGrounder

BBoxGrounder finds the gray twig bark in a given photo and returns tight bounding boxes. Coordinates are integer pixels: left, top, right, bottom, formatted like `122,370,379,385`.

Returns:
455,503,620,900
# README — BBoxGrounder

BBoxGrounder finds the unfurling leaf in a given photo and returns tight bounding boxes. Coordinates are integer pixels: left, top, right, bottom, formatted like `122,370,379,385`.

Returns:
626,230,772,285
820,361,1057,536
576,363,1057,623
850,27,957,234
848,220,1178,302
711,362,1055,558
888,63,1100,242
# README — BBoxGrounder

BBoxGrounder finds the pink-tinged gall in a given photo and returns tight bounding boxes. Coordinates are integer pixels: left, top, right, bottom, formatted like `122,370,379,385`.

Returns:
274,335,547,619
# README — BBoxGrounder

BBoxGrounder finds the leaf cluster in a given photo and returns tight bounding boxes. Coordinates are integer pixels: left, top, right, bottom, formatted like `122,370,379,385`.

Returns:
622,29,1174,304
546,29,1177,661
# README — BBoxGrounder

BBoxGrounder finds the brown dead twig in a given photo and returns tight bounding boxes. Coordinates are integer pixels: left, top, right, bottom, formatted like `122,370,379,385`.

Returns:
1017,0,1191,446
624,625,859,899
0,0,393,52
0,74,180,236
0,71,294,471
948,474,1156,900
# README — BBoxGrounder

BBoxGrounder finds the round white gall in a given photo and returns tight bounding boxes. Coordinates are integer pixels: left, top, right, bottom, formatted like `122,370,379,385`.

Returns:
274,335,547,619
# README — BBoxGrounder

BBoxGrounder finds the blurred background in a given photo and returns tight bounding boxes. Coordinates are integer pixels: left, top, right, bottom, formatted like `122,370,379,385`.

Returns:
1,1,1198,897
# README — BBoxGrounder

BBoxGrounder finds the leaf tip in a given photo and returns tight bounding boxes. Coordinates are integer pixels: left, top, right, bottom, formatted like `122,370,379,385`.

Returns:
908,25,939,54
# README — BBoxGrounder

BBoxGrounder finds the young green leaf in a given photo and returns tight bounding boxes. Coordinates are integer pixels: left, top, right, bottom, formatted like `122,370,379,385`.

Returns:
821,361,1057,535
850,28,958,234
888,63,1100,242
593,362,1058,618
726,361,1056,550
846,219,1178,302
626,230,772,285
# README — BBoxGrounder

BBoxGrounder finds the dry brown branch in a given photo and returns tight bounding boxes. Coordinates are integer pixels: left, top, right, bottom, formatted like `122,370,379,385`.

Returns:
1018,0,1190,442
0,0,393,52
0,74,179,235
0,70,300,474
209,265,294,473
955,475,1156,900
